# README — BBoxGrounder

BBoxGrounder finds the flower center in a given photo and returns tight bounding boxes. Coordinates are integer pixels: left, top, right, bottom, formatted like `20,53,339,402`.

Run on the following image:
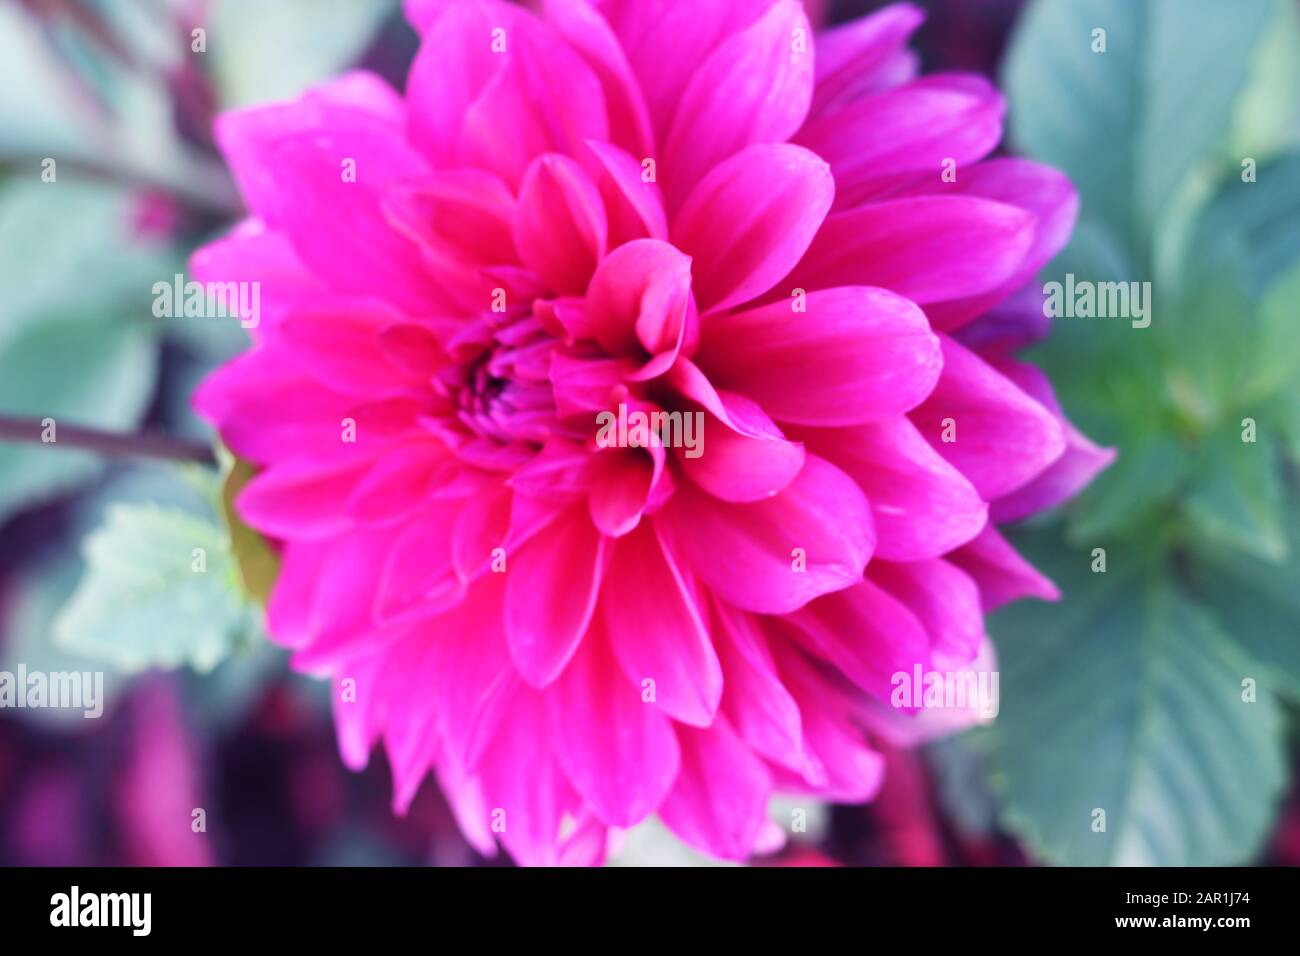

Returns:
438,312,558,449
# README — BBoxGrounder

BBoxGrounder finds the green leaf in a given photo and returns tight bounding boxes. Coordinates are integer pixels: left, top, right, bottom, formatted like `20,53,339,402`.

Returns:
0,318,157,523
53,503,253,673
0,179,173,335
1184,435,1286,560
1065,430,1187,544
1004,0,1278,263
219,453,281,605
1273,391,1300,462
1192,496,1300,698
1248,259,1300,399
1155,245,1257,425
988,532,1287,866
1189,153,1300,297
0,544,125,727
0,179,176,523
1226,0,1300,168
212,0,399,108
925,731,1001,838
0,5,104,159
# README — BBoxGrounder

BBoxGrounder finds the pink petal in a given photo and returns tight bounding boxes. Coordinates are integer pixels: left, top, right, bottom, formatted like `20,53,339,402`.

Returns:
771,641,885,800
796,417,987,561
406,0,608,188
477,686,582,866
869,558,985,663
782,577,930,701
909,335,1066,500
282,528,402,666
676,391,806,503
797,78,1003,210
548,353,637,417
346,442,457,524
237,457,374,540
948,524,1060,612
424,574,519,770
601,0,775,140
541,0,655,156
515,153,608,295
665,454,874,614
951,283,1052,354
585,238,693,358
587,447,656,536
809,3,925,118
373,501,467,624
432,749,498,858
188,221,325,340
330,650,388,770
216,71,406,227
662,0,813,208
265,541,330,648
697,286,941,426
194,347,360,466
546,615,681,827
791,196,1036,305
584,140,669,244
924,159,1079,330
987,359,1115,522
658,717,773,860
451,483,513,580
603,522,722,727
506,505,606,686
713,600,810,776
672,143,833,313
275,304,420,396
385,169,518,266
377,322,448,380
217,100,441,313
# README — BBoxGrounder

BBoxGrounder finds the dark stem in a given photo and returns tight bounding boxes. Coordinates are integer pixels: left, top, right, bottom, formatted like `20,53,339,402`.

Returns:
0,414,216,466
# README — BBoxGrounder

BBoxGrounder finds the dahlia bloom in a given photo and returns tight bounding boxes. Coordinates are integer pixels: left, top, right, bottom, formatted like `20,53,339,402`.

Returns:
195,0,1111,864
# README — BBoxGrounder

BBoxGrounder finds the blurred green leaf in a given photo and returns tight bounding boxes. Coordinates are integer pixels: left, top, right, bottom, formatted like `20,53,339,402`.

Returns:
219,452,281,605
925,731,1001,838
0,5,104,158
1248,258,1300,400
0,179,173,523
1190,153,1300,298
1004,0,1279,265
1154,245,1257,426
1273,391,1300,462
1227,0,1300,166
1064,431,1186,545
1192,494,1300,699
1184,435,1286,561
53,503,254,673
0,179,174,334
0,318,157,524
0,543,125,727
212,0,399,107
988,532,1286,865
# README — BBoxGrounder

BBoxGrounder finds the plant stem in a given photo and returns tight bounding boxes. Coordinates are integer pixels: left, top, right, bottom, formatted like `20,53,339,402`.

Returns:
0,414,216,466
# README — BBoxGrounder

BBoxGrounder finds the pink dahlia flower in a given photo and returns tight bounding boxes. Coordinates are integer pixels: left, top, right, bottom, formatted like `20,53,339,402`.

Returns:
195,0,1112,864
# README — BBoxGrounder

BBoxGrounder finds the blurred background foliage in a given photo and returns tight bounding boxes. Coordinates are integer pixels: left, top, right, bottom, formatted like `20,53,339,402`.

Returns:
0,0,1297,866
975,0,1300,866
